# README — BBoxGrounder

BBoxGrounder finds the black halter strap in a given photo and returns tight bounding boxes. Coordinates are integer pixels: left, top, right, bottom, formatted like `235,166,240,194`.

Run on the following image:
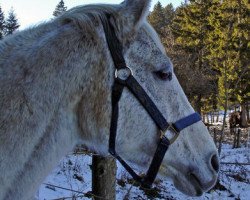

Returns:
101,14,202,188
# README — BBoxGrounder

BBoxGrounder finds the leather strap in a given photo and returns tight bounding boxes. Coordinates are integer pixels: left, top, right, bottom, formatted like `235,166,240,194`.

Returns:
125,75,169,132
109,79,143,183
100,14,126,70
142,136,170,188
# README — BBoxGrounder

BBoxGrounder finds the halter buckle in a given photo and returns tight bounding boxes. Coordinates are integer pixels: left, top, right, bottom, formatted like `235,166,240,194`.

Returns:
115,67,133,81
161,124,180,144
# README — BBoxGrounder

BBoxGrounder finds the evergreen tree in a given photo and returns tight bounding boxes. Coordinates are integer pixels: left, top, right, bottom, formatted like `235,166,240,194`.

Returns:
5,8,19,35
0,6,5,39
148,3,175,56
163,3,175,25
207,0,249,127
171,0,218,113
225,0,249,108
53,0,67,17
148,2,166,36
161,3,175,56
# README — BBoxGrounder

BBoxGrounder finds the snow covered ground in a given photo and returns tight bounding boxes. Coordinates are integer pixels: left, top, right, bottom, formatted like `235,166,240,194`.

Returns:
37,140,250,200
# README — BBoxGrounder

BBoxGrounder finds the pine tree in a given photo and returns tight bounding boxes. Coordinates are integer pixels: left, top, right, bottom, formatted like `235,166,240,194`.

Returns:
163,3,175,25
171,0,218,113
53,0,67,17
207,0,249,128
0,6,5,39
160,3,175,53
148,3,175,58
5,8,19,35
148,2,166,36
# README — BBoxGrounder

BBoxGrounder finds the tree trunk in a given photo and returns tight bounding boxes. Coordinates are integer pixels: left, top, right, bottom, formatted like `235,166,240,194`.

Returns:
218,60,230,155
246,103,249,122
92,155,116,200
216,111,219,122
202,114,205,122
213,128,217,147
194,94,202,115
206,114,209,124
232,128,236,148
240,103,248,127
218,107,227,155
236,129,241,148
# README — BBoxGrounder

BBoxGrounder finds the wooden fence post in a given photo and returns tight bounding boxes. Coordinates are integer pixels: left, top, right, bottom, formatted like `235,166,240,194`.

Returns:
213,128,217,146
236,129,241,148
92,155,116,200
232,128,236,148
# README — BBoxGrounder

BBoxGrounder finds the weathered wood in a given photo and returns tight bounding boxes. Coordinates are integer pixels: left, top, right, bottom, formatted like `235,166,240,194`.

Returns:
216,112,219,123
240,103,248,127
92,155,117,200
232,127,237,148
236,129,241,148
213,128,217,146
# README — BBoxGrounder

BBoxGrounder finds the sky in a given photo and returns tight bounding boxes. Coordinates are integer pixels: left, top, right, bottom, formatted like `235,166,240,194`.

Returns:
0,0,183,29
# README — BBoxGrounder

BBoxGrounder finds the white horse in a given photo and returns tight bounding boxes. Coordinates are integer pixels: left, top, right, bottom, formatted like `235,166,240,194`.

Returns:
0,0,219,199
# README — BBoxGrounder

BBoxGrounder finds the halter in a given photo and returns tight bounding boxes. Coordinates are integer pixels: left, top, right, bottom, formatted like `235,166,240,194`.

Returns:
101,14,202,188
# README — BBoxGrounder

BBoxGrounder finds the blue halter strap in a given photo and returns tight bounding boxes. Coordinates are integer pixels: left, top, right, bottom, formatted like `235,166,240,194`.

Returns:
173,112,202,132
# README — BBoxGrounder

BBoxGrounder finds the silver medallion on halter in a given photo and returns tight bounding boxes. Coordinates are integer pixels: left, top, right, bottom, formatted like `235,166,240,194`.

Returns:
115,67,133,81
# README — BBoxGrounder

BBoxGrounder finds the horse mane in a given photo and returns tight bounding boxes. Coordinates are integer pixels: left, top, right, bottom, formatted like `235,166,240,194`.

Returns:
0,4,119,56
55,4,119,31
0,3,163,61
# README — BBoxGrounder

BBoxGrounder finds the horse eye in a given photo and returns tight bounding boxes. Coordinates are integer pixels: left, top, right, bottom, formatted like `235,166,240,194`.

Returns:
154,70,172,81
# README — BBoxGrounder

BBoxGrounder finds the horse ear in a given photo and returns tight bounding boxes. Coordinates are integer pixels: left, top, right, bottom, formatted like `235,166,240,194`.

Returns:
119,0,151,30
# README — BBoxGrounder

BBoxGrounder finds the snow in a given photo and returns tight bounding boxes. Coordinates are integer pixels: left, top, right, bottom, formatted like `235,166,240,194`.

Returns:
37,141,250,200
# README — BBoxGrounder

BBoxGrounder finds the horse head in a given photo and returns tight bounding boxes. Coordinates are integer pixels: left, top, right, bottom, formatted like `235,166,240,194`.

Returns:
75,0,219,196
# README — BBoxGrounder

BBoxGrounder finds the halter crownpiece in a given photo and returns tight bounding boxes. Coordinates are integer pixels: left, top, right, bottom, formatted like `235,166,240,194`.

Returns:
101,14,202,188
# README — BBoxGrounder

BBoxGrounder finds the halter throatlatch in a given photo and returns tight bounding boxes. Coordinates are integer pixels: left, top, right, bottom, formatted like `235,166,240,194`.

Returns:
101,14,202,188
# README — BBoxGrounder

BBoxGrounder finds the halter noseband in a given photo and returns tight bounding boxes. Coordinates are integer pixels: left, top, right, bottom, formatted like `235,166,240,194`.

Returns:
101,14,201,188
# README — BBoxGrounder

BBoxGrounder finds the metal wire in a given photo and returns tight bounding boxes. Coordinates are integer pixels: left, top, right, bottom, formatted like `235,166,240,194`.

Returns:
43,183,108,200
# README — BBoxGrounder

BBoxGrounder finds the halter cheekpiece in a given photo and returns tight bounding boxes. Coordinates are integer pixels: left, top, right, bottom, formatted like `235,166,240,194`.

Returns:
101,14,202,188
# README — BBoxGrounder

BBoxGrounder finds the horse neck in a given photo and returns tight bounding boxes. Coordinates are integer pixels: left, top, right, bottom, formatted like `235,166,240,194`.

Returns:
0,23,112,199
2,110,81,200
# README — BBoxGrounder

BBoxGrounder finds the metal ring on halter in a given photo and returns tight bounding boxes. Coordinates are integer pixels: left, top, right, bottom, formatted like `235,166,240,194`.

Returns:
115,67,133,81
161,124,180,144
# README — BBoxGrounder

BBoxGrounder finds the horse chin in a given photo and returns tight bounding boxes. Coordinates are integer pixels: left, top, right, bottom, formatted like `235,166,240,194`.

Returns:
159,167,205,197
173,174,204,196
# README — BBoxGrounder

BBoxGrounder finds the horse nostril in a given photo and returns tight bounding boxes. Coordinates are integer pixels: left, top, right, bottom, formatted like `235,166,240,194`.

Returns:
210,154,219,173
